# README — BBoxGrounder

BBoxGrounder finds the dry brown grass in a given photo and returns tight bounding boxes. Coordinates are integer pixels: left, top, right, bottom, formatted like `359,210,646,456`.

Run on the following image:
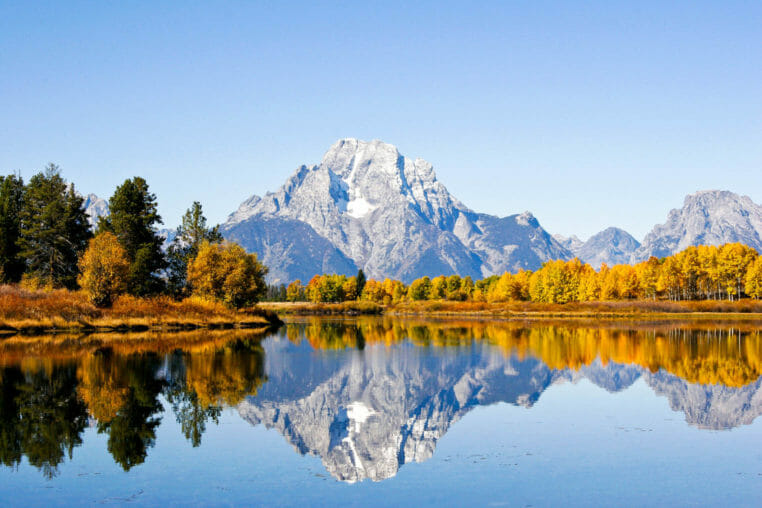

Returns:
0,285,279,335
259,301,382,315
257,298,762,319
386,299,762,318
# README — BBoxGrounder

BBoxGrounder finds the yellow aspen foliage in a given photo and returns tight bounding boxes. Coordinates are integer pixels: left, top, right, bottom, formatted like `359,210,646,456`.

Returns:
489,273,513,302
745,257,762,299
296,243,759,305
286,280,303,302
186,241,267,308
342,276,359,300
635,257,660,300
391,280,407,303
698,245,721,299
77,232,130,307
428,276,447,300
718,243,758,300
361,279,386,303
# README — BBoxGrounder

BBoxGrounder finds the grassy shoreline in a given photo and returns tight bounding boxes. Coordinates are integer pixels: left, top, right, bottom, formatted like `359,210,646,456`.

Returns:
0,285,282,337
260,299,762,321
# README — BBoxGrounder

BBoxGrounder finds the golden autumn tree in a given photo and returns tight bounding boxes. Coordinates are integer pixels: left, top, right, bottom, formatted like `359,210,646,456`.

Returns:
635,257,661,300
186,241,267,308
342,276,359,301
77,231,130,307
718,243,758,300
745,257,762,299
286,280,304,302
360,278,386,303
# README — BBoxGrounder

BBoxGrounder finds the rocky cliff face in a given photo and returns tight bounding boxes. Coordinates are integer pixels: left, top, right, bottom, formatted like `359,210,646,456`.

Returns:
223,139,570,283
632,190,762,261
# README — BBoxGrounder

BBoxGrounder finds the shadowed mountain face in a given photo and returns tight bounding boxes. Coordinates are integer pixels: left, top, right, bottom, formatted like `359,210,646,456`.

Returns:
236,320,762,482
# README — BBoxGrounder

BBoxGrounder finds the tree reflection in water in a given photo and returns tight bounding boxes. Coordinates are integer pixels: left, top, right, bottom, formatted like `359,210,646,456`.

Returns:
0,365,87,479
1,320,762,479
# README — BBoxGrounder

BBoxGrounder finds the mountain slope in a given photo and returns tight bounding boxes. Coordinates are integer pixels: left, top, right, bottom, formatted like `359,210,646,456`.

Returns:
83,193,109,229
223,139,570,283
575,227,641,267
632,190,762,261
553,234,583,253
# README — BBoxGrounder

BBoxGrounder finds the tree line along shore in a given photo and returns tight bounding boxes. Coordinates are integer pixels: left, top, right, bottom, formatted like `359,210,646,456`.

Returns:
261,242,762,317
0,165,280,335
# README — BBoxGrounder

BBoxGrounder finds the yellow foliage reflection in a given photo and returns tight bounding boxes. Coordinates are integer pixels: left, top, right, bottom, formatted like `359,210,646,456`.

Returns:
291,318,762,387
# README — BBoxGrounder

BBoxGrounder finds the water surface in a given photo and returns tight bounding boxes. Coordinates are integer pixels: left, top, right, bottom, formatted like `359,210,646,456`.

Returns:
2,318,762,506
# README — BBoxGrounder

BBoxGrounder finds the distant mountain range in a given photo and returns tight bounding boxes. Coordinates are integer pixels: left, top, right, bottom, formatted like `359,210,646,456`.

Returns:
85,139,762,282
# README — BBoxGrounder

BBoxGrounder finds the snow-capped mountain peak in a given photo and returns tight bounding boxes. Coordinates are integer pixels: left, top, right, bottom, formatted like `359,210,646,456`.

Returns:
222,139,570,283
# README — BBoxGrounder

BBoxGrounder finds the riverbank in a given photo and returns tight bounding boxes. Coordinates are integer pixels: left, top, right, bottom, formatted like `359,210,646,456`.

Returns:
0,285,282,336
260,299,762,320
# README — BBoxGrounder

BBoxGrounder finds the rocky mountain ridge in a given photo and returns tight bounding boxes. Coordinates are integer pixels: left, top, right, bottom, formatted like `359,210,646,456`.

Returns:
223,139,570,283
631,190,762,261
545,190,762,267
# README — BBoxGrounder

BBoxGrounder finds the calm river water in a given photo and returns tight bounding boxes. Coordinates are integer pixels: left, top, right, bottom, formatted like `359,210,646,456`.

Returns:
2,317,762,506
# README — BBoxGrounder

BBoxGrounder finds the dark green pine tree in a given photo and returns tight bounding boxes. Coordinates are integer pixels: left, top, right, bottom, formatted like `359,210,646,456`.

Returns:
99,177,167,296
166,201,222,297
356,269,366,299
18,165,91,289
0,174,25,282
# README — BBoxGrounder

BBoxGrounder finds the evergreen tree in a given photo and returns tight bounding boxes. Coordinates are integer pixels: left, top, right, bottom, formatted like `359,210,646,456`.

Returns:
356,269,366,299
166,201,222,297
18,165,91,288
99,177,166,296
0,174,25,282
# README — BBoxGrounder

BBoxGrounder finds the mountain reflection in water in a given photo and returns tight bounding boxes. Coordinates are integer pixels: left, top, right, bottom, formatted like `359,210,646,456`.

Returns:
2,318,762,482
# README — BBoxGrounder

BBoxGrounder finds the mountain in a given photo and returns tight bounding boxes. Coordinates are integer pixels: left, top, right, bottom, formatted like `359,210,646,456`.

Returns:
632,190,762,261
83,193,109,229
553,234,583,253
574,227,641,267
222,139,570,284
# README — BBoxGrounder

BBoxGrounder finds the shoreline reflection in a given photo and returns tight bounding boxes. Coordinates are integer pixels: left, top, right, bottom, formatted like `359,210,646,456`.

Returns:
1,319,762,481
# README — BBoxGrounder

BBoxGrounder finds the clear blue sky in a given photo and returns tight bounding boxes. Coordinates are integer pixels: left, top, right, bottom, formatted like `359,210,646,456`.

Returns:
1,1,760,240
